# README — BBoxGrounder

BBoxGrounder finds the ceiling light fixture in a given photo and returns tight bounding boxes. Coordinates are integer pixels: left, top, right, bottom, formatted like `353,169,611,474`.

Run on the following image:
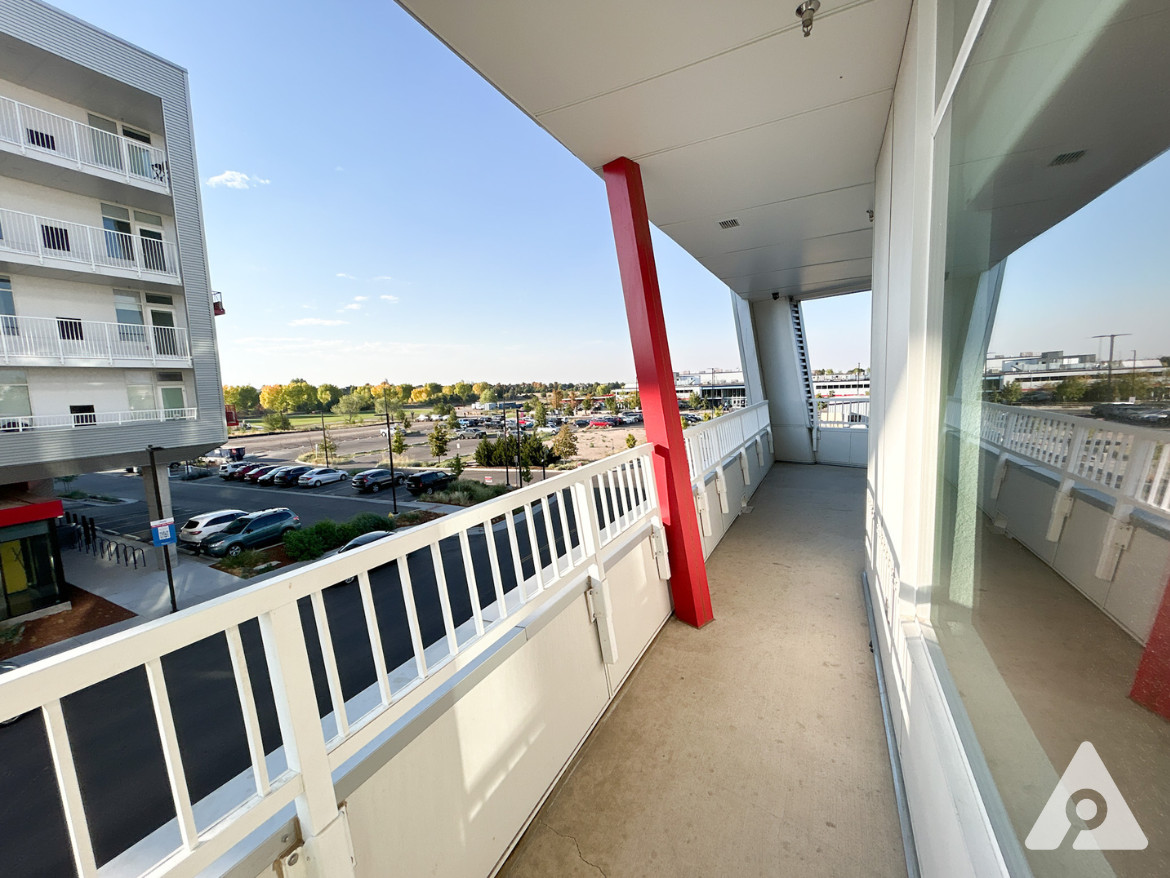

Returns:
796,1,821,37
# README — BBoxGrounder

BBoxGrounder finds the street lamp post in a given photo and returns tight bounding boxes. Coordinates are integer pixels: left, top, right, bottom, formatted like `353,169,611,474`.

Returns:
384,410,399,514
319,412,330,466
146,445,178,614
1093,333,1131,401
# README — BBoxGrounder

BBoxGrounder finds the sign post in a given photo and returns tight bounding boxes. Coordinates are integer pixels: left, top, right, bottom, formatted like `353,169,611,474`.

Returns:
146,444,179,613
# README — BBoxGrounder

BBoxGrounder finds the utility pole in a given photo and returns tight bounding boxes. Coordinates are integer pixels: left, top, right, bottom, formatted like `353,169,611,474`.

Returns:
383,410,399,514
146,445,178,613
320,412,330,466
1092,333,1130,401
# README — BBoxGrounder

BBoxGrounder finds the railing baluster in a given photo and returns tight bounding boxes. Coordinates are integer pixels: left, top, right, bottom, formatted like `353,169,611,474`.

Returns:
540,495,560,580
556,485,574,566
397,559,428,679
356,571,392,706
309,590,349,739
483,518,509,620
458,529,485,637
505,510,528,602
144,657,199,850
42,699,100,878
523,501,545,592
225,625,271,796
429,542,459,656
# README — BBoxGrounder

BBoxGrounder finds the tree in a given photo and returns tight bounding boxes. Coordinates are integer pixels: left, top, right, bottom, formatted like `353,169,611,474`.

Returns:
446,412,460,431
224,385,261,413
625,433,637,449
392,430,406,456
400,409,413,430
452,381,474,401
426,382,443,399
283,379,318,412
533,398,547,426
1053,377,1087,402
450,455,465,478
410,387,431,403
332,393,366,421
262,411,291,431
551,425,577,459
605,395,618,414
260,384,290,412
688,391,704,410
550,388,564,409
475,437,495,466
479,387,498,403
998,381,1022,404
317,383,341,410
429,423,449,459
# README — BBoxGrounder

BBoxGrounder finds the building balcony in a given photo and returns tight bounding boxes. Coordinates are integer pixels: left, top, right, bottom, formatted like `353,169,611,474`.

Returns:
0,314,190,367
0,206,180,284
0,94,169,193
1,406,196,432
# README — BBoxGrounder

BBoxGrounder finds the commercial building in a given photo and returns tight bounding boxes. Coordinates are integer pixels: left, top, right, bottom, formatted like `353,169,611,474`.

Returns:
985,350,1166,392
621,367,748,408
2,2,1168,878
0,0,224,621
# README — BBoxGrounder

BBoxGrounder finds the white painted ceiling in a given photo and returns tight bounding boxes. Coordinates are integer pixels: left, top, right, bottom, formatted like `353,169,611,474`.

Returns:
397,0,912,302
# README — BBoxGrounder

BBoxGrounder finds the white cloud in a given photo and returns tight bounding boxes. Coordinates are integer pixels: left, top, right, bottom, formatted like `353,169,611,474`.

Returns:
372,275,395,282
289,318,347,326
335,272,357,280
340,303,362,311
380,294,399,303
206,170,270,190
353,295,369,302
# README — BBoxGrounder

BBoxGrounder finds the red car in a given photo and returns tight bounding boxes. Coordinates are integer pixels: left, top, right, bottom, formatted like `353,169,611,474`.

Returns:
230,463,264,481
244,464,280,483
589,417,618,427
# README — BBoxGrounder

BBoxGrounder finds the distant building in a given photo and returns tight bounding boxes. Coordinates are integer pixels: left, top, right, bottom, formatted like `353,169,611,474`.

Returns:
813,371,871,396
623,368,747,408
984,351,1164,391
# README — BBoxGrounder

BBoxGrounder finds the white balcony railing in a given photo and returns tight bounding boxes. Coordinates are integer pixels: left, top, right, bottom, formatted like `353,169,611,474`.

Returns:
683,401,772,484
0,314,190,365
0,445,661,877
0,206,180,280
817,398,870,428
0,95,168,189
1,407,196,432
979,402,1170,517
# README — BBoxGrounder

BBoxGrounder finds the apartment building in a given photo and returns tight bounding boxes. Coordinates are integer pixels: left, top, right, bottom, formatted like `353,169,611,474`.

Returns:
0,0,224,622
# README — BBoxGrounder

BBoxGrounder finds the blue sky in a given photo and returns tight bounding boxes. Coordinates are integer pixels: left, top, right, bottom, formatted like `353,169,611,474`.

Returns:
50,0,746,387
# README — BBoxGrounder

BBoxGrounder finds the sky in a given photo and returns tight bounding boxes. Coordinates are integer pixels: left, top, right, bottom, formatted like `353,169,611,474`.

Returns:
48,0,743,387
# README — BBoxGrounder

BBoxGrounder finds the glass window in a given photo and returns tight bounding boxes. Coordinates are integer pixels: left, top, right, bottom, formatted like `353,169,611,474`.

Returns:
145,293,173,306
0,369,30,417
0,277,16,337
932,1,1170,873
1,521,63,622
133,211,163,227
114,292,146,344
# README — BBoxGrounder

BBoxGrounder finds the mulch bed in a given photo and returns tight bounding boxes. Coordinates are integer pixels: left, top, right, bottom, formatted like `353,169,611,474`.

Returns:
0,584,136,661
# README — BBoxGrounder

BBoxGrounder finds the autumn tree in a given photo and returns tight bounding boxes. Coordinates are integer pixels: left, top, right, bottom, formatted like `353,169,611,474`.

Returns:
317,383,341,410
260,384,290,412
551,425,577,459
223,385,261,413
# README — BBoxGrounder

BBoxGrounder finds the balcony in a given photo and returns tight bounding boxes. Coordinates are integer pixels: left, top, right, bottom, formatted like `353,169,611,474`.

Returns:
0,95,169,192
1,407,196,432
0,314,190,367
0,206,180,283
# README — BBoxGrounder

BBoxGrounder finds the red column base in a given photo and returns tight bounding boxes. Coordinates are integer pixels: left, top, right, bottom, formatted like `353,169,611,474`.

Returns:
1130,574,1170,720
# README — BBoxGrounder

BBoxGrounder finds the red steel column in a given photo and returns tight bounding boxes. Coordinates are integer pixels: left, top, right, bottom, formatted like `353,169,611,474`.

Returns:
1131,574,1170,720
603,156,713,628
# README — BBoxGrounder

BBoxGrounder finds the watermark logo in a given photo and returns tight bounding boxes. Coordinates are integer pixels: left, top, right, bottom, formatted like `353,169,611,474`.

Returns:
1025,742,1147,851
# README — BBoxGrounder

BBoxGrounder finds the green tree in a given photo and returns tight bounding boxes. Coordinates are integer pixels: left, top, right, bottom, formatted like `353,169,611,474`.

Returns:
392,430,406,456
475,437,495,466
605,395,618,414
688,391,704,410
316,383,341,410
625,433,637,449
400,409,413,430
262,411,292,431
533,398,547,425
333,393,366,421
479,387,498,404
551,425,577,459
429,423,449,458
283,378,318,412
450,455,465,478
447,412,460,431
426,382,443,399
452,381,474,401
1053,377,1087,402
998,382,1022,404
224,385,261,413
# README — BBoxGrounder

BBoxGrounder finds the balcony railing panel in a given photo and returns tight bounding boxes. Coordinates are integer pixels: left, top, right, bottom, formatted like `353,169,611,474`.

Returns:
0,314,189,365
682,400,772,484
0,95,168,189
0,407,196,432
817,398,870,428
0,445,661,877
0,206,179,280
978,402,1170,517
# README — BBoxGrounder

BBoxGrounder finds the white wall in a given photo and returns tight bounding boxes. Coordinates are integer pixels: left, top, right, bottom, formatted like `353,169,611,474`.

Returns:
751,297,814,463
23,365,193,416
0,175,177,239
4,273,187,329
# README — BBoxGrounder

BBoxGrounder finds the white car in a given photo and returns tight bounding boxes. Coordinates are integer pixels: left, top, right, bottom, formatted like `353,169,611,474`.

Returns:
179,509,247,552
298,467,350,487
219,461,251,479
379,425,404,437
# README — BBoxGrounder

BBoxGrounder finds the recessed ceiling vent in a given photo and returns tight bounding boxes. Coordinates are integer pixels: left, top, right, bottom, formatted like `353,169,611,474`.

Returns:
1049,150,1086,167
717,218,741,229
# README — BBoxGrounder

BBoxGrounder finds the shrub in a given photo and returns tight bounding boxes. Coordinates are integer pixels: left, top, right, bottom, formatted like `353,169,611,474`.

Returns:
262,412,292,431
625,433,637,449
283,530,325,562
282,512,394,561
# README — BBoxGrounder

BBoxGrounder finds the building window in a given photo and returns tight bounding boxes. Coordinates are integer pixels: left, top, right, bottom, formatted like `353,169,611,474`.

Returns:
0,277,16,337
0,368,31,430
40,224,70,253
114,291,146,344
144,293,173,306
101,203,134,263
25,127,56,151
0,520,65,623
56,318,84,342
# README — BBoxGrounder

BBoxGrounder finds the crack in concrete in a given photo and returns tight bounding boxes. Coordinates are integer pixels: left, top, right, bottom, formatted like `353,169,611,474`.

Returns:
540,819,608,877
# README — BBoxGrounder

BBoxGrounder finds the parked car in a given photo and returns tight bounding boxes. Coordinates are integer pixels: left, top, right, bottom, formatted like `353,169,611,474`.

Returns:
179,509,247,553
379,425,404,437
589,417,618,427
455,428,486,440
202,508,301,557
242,464,277,483
298,467,349,487
219,461,251,479
574,419,590,427
406,470,456,496
272,466,313,487
254,465,288,485
230,463,265,481
351,469,404,493
332,530,397,582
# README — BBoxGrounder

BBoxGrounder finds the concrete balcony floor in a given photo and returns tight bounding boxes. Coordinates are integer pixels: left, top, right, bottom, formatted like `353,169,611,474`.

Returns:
500,463,906,877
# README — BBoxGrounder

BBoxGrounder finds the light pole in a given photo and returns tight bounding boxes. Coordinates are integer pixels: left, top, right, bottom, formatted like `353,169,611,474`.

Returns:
1093,333,1131,401
384,409,399,514
146,445,178,613
319,412,330,466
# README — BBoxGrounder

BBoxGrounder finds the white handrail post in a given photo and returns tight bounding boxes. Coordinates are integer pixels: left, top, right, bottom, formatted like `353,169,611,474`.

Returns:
258,602,356,876
572,477,618,665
